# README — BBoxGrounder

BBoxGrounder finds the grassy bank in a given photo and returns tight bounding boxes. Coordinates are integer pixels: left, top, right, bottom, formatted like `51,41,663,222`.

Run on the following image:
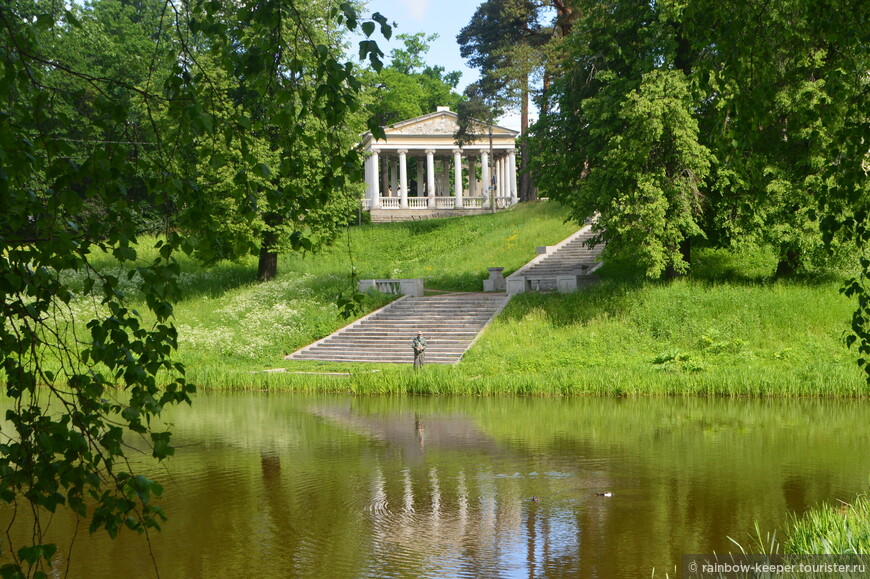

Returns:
785,494,870,554
58,201,865,395
721,493,870,573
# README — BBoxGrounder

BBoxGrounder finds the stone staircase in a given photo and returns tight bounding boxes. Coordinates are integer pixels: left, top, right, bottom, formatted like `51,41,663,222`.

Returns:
506,225,604,294
286,292,510,365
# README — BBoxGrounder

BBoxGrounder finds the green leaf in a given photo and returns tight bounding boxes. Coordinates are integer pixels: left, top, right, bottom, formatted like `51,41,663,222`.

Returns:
253,163,271,178
35,14,55,29
372,12,392,39
63,9,81,28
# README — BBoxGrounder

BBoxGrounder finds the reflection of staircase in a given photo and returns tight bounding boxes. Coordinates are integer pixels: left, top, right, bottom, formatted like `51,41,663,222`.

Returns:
506,226,604,294
285,293,510,365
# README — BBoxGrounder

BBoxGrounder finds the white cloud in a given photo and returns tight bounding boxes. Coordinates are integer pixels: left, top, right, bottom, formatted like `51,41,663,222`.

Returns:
404,0,431,22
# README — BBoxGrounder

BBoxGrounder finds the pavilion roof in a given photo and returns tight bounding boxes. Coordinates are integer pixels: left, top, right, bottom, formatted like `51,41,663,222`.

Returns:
360,108,518,147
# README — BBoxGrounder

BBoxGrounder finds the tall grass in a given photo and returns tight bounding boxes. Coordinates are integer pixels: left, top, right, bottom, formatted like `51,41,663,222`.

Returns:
718,494,870,579
786,495,870,554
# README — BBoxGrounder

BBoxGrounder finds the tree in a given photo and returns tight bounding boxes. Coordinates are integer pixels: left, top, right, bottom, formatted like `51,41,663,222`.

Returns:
454,77,509,211
0,0,388,575
178,0,374,281
364,33,462,127
457,0,575,203
530,0,706,275
529,0,869,379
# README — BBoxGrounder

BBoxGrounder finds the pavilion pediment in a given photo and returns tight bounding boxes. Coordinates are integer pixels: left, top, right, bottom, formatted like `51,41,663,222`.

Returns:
387,114,460,135
384,111,517,137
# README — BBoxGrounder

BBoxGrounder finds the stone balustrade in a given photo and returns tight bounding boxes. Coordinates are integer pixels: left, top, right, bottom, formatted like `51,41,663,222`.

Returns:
462,197,485,209
363,196,513,211
407,198,429,208
358,278,424,298
495,197,513,209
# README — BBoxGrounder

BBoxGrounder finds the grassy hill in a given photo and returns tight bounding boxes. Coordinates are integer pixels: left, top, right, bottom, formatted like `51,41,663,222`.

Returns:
165,201,580,384
82,201,864,394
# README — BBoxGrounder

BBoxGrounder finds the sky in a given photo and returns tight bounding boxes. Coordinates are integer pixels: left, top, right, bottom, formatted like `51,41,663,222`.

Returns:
356,0,527,131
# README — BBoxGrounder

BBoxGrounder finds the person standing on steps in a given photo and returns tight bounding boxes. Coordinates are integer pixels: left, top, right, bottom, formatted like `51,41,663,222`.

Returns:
412,330,427,369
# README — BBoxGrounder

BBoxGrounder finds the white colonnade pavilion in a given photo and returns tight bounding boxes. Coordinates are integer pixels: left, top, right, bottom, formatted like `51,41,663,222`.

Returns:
361,107,519,214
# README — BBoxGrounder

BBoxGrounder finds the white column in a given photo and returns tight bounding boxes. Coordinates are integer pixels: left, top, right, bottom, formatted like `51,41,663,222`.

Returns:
509,150,518,204
453,149,463,209
398,149,408,208
493,156,500,199
416,157,424,196
498,155,507,197
480,151,490,204
502,156,508,199
365,153,372,204
441,158,448,196
426,149,436,208
371,150,380,208
381,154,388,199
468,156,477,197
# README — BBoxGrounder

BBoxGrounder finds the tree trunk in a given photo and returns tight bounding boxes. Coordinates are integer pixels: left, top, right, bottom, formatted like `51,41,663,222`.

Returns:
519,75,536,202
540,70,551,117
520,141,534,202
775,248,800,277
257,241,278,282
257,213,280,282
672,22,692,74
551,0,575,36
665,238,692,279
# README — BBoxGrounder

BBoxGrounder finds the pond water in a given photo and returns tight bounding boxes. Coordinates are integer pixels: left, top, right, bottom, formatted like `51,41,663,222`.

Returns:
4,393,870,577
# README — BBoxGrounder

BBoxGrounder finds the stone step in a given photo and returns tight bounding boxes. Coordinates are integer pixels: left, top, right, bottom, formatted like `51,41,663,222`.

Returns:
346,322,484,326
294,354,461,359
506,224,605,295
303,348,469,356
322,336,477,342
312,342,471,348
320,335,473,341
361,311,499,317
387,304,504,311
344,329,483,334
314,338,472,345
292,352,463,360
293,358,459,364
295,345,468,353
286,292,510,364
342,325,485,330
